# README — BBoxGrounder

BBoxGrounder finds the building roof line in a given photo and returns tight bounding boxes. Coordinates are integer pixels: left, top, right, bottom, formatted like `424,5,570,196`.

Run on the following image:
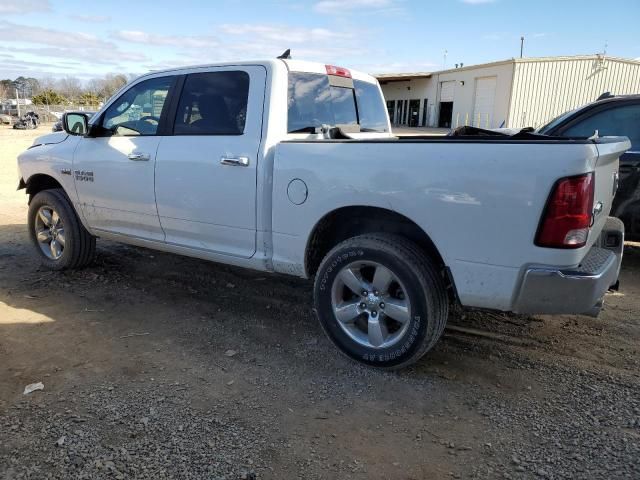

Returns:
375,55,640,79
375,72,432,82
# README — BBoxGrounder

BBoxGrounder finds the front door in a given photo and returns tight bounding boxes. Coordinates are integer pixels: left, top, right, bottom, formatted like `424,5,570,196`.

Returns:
154,66,266,258
438,102,453,128
386,100,395,125
421,99,428,127
73,75,175,240
408,99,420,127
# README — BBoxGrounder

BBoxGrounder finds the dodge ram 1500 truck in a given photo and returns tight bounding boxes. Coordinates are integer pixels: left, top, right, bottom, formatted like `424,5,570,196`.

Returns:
17,58,629,369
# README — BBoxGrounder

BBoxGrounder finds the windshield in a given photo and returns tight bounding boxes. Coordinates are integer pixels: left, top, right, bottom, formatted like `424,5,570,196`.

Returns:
287,72,388,133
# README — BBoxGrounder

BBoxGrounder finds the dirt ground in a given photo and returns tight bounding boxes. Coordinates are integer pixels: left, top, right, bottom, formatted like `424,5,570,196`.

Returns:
0,126,638,480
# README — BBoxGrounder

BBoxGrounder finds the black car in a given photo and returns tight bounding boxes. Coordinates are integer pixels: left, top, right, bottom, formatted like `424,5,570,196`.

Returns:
539,94,640,241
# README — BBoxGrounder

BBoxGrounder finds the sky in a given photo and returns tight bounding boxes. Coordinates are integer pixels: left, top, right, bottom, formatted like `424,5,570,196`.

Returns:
1,0,639,81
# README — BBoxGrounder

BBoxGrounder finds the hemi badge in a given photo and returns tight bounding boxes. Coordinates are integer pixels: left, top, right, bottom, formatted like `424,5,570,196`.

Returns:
61,168,72,175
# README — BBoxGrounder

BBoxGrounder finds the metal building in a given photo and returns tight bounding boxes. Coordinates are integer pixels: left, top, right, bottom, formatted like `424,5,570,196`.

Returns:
377,55,640,130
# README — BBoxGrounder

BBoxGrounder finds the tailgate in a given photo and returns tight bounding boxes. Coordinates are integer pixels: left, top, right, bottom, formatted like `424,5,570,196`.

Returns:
591,137,631,240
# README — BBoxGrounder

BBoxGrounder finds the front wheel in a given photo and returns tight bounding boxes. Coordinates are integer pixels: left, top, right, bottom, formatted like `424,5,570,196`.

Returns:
313,234,449,369
28,189,96,270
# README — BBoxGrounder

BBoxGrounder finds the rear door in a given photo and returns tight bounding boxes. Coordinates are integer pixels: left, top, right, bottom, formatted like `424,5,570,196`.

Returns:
154,66,266,258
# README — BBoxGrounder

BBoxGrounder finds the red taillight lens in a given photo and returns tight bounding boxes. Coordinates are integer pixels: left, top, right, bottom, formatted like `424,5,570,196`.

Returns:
535,173,595,249
325,64,352,78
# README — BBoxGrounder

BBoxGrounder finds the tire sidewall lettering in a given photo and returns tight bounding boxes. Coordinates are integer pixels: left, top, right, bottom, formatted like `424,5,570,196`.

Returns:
315,242,432,368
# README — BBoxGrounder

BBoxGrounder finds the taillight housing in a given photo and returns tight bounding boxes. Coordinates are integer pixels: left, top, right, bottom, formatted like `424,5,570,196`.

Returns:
535,173,595,249
325,65,352,78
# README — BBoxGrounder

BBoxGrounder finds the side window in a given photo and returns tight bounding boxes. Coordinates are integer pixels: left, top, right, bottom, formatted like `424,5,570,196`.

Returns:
562,104,640,148
354,80,389,132
174,71,249,135
102,76,173,136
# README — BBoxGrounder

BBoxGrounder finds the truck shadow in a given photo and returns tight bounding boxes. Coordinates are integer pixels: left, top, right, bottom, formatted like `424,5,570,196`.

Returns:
1,223,636,388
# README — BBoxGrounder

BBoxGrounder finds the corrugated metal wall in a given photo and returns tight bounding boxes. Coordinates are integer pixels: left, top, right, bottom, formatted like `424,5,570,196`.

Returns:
508,57,640,128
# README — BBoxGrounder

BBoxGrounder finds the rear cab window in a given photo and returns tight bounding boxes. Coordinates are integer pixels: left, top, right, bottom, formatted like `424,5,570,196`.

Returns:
287,70,389,135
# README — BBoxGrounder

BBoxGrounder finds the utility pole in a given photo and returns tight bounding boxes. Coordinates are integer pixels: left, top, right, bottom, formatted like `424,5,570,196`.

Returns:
16,88,20,118
520,36,525,58
443,49,448,69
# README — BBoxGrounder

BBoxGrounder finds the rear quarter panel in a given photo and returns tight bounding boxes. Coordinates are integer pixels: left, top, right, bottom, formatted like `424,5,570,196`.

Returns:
271,140,606,310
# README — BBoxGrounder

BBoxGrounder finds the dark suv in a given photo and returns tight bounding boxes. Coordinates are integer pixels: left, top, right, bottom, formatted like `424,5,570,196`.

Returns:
539,94,640,241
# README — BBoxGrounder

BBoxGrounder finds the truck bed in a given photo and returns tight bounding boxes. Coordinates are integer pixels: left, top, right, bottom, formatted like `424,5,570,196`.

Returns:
271,135,630,311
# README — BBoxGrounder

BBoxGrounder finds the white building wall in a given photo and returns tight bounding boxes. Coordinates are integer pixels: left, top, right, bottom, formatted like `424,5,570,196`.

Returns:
378,55,640,130
508,56,640,128
433,62,514,129
378,62,514,128
378,78,437,126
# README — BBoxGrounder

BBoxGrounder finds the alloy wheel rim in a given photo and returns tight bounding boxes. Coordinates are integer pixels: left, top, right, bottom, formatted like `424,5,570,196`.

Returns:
331,260,412,349
35,205,65,260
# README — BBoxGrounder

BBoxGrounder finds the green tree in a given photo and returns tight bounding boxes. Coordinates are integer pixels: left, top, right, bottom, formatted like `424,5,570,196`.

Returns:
79,92,101,106
32,90,67,106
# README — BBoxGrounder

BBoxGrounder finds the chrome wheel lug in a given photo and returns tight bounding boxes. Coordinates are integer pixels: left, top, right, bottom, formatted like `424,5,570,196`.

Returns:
360,302,366,309
379,302,385,309
362,290,368,297
371,310,377,317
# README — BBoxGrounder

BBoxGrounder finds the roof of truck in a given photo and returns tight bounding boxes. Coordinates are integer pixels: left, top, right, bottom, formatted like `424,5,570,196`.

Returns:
140,58,378,84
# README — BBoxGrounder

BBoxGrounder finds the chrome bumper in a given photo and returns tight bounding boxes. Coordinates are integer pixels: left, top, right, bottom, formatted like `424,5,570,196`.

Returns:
513,217,624,317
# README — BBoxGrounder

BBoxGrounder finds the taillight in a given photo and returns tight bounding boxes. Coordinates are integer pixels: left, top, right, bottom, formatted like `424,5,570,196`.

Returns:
325,65,351,78
535,173,595,249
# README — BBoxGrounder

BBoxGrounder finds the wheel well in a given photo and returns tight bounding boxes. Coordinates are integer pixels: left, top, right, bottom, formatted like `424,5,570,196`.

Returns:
24,174,64,202
305,206,447,276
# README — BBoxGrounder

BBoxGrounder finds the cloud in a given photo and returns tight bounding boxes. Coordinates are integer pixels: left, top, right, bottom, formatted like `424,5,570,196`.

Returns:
5,46,146,64
313,0,401,14
0,52,87,79
460,0,496,4
113,30,217,49
70,14,111,23
0,0,50,14
0,21,147,68
219,24,354,43
0,20,106,49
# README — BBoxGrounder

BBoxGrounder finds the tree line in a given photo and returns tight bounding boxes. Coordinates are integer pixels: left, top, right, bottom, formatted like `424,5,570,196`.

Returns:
0,74,136,107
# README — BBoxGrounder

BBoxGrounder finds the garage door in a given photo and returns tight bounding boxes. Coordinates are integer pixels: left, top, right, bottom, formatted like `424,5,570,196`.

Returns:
440,81,456,102
473,76,497,128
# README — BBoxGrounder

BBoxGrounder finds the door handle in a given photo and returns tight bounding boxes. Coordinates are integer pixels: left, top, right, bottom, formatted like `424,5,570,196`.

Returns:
128,153,150,161
220,156,250,167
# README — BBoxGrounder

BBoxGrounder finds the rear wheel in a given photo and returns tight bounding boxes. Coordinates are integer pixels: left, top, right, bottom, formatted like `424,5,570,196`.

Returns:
28,189,96,270
313,233,448,369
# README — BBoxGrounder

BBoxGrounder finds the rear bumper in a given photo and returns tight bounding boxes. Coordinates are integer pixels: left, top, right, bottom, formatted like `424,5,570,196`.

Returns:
513,217,624,317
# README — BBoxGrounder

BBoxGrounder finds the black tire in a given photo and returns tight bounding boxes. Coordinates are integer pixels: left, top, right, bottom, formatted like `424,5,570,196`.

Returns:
28,188,96,270
313,233,448,369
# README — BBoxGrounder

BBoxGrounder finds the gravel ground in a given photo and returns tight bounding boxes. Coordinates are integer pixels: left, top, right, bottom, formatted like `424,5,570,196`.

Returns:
1,126,638,479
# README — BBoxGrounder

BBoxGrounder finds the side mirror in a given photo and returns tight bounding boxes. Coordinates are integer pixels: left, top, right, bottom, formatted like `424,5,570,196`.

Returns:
62,112,89,136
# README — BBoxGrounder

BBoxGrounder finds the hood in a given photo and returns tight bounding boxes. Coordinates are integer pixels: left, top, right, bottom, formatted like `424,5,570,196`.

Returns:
30,131,69,148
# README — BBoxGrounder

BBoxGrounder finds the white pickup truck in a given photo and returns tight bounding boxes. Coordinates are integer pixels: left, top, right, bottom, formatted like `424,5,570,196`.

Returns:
17,58,629,368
